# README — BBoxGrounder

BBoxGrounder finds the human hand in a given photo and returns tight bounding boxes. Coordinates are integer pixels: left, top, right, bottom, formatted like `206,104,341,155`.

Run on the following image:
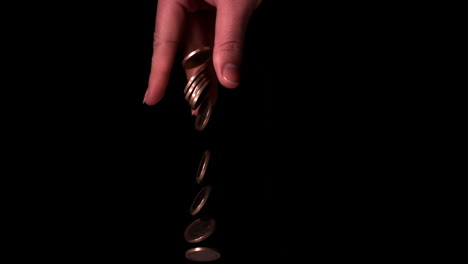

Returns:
143,0,262,106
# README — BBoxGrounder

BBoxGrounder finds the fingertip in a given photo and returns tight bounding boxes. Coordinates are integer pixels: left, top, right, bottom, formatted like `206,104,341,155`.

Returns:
143,96,163,106
142,86,165,106
143,97,159,106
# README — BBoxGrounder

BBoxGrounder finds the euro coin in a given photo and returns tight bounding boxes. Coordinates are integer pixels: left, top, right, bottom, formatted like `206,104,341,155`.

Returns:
184,217,216,243
189,78,210,110
194,99,213,132
185,247,221,262
189,185,212,216
196,150,211,184
182,47,212,69
184,64,207,95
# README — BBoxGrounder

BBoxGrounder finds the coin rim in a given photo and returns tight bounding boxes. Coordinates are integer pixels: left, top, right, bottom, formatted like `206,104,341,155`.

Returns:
184,64,207,95
195,99,213,132
190,185,212,216
185,247,221,262
189,78,210,109
196,150,211,184
181,46,212,69
186,73,208,102
183,217,216,243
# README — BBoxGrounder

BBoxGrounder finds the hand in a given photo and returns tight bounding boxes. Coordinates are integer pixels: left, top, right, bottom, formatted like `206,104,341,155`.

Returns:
143,0,262,106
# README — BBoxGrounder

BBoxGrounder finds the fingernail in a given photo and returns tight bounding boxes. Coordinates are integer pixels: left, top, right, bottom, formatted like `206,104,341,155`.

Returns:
222,63,240,86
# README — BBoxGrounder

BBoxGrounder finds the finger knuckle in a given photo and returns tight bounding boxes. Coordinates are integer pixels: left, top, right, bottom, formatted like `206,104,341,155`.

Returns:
153,34,178,50
216,41,242,53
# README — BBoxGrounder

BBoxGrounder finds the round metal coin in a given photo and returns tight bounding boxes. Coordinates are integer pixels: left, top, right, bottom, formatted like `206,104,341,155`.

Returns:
195,99,213,132
196,150,211,184
182,47,212,69
190,185,212,216
189,78,210,110
184,64,207,95
186,73,208,102
184,217,216,243
185,247,221,262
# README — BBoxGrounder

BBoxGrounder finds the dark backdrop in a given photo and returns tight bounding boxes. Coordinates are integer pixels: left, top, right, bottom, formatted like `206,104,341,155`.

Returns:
11,1,407,263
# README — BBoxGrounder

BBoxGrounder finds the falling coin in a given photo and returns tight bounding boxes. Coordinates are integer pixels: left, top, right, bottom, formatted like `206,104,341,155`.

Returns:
185,247,221,262
182,46,212,69
184,217,216,243
196,150,211,184
195,99,213,132
190,185,212,216
189,76,211,110
184,64,207,95
185,73,208,102
189,78,211,110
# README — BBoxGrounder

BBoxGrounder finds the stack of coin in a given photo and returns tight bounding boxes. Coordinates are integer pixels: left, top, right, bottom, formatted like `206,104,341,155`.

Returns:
182,47,216,131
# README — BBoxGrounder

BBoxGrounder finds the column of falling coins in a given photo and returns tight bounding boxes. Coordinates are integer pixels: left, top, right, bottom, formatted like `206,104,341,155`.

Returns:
182,47,221,262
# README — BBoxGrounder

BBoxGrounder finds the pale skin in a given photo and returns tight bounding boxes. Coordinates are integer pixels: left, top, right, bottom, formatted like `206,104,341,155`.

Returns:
143,0,262,111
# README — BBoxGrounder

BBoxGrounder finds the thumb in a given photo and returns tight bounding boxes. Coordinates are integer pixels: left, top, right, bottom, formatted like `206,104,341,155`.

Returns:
212,0,260,88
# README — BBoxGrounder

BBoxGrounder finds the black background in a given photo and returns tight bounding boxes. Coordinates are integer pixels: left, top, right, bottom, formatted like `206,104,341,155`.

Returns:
8,1,410,262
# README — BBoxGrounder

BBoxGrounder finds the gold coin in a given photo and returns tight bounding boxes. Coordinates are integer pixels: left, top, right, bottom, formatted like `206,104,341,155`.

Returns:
195,99,213,132
184,217,216,243
189,185,212,216
189,78,210,110
185,247,221,262
182,47,212,69
184,64,207,95
196,150,211,184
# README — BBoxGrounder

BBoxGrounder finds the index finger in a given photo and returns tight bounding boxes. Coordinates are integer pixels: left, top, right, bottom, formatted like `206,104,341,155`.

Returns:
144,0,186,105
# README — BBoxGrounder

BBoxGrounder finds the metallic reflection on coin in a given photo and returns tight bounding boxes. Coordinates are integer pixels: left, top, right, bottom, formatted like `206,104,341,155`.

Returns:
184,64,207,95
185,247,221,262
186,74,208,102
182,47,212,69
196,150,211,184
195,99,213,132
184,217,216,243
189,78,211,110
190,185,212,216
